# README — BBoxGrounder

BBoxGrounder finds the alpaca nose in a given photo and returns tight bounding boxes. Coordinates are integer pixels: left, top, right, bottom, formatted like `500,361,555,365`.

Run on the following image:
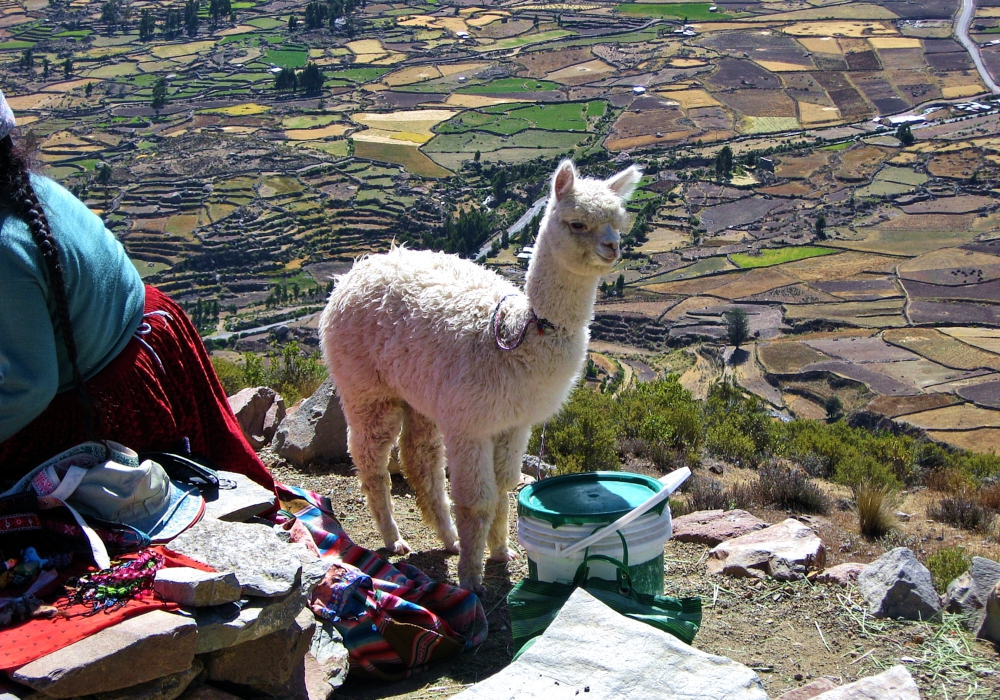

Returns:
600,227,620,257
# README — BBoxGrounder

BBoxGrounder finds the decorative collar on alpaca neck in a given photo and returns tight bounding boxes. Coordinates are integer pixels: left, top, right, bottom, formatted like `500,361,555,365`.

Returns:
492,293,556,351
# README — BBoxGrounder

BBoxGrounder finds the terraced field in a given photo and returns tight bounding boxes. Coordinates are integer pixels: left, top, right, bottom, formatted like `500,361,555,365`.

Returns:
4,0,1000,457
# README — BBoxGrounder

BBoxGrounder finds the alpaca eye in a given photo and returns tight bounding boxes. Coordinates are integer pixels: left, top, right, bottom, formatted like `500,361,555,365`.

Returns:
569,222,587,232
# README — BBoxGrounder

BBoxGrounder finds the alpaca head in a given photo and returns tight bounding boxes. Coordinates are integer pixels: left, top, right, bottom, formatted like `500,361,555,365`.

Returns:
537,159,642,277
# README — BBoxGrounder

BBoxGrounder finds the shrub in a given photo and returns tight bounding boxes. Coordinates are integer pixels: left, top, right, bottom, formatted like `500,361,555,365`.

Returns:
855,481,895,539
703,381,777,467
976,482,1000,512
951,452,1000,484
233,342,327,405
528,386,619,474
927,497,990,532
781,421,908,488
754,461,829,514
615,378,702,468
925,468,974,493
926,546,970,594
211,356,246,396
685,475,730,511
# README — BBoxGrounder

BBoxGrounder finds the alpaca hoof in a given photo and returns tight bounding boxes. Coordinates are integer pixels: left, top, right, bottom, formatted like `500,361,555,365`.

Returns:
488,548,519,563
444,540,460,555
461,578,487,597
388,538,412,555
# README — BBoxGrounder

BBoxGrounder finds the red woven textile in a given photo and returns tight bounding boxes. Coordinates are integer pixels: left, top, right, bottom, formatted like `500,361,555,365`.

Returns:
0,286,275,493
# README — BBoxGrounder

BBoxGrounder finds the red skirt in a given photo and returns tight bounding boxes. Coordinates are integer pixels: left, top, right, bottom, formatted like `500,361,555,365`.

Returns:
0,286,275,493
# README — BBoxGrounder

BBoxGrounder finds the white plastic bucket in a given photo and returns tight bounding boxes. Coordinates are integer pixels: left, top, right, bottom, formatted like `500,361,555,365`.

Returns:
517,508,673,593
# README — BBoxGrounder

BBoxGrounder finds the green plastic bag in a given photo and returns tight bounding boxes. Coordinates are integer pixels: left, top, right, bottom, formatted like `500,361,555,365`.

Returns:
507,549,702,657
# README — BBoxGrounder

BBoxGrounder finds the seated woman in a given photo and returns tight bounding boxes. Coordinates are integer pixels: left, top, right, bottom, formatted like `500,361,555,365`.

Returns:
0,90,274,493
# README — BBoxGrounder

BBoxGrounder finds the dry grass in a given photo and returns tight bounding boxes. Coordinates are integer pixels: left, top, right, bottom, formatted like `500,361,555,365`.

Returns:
855,482,895,539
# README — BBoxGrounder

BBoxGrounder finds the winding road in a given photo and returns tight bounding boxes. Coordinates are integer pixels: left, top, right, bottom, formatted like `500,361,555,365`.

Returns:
957,0,1000,94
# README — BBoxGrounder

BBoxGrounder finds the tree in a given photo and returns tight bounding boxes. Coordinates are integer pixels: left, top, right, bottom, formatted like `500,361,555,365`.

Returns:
615,274,625,296
288,13,298,30
19,48,33,71
100,0,122,33
151,77,167,113
95,163,112,186
304,1,326,28
825,395,843,422
184,0,200,37
209,0,231,27
896,123,915,146
814,213,827,240
164,7,182,37
724,307,750,350
491,169,508,203
42,57,49,78
298,62,324,95
139,8,156,40
85,82,93,97
714,145,733,181
274,66,297,93
63,57,73,77
473,149,481,162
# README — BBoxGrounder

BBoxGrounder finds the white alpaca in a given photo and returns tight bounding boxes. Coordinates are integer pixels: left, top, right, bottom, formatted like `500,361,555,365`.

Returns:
319,159,641,592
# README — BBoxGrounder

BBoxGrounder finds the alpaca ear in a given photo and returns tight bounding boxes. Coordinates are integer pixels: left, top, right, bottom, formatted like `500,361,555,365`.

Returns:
605,165,643,201
552,159,577,202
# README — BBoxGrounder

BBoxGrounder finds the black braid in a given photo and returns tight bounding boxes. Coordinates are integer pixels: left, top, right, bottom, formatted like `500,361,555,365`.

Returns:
1,135,100,439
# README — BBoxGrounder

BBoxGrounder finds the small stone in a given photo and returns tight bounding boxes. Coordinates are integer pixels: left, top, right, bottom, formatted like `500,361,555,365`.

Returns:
776,678,837,700
94,659,203,700
809,665,920,699
894,511,912,522
203,608,316,698
154,567,242,608
12,611,196,698
945,556,1000,631
307,619,350,698
857,548,941,621
168,519,302,598
273,378,349,466
521,455,553,479
203,471,276,523
978,579,1000,644
708,518,825,581
815,563,867,588
229,386,282,450
673,509,769,546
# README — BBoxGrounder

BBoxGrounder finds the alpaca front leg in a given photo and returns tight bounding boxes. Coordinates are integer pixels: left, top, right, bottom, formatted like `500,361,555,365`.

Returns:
487,426,531,562
345,402,408,554
399,405,459,554
445,435,497,594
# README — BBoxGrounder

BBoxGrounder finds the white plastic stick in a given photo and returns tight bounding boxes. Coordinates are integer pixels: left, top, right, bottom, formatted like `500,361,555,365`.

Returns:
555,467,690,558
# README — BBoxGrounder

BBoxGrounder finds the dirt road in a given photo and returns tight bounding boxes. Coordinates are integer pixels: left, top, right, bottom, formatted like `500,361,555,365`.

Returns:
957,0,1000,93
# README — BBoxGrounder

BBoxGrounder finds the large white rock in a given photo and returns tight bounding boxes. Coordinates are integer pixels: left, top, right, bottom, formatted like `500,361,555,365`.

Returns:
945,556,1000,631
154,567,242,608
810,665,921,699
228,386,285,450
673,509,769,546
11,611,196,698
451,588,768,700
203,471,276,523
708,518,826,581
857,548,941,621
168,519,302,598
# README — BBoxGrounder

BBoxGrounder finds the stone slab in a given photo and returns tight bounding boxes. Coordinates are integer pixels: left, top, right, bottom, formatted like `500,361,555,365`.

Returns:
451,588,768,700
193,590,306,655
810,665,920,699
672,509,769,546
203,471,276,523
857,548,941,621
708,518,826,581
168,518,302,598
978,579,1000,643
307,619,350,698
273,378,348,466
94,659,203,700
12,611,196,698
154,567,242,608
777,678,838,700
945,556,1000,631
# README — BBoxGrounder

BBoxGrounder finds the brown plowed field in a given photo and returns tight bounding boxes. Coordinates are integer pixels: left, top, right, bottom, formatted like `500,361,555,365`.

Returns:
882,328,1000,371
758,340,834,374
866,393,958,417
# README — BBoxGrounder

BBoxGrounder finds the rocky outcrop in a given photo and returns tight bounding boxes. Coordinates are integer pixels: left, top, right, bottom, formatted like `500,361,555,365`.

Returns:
672,509,769,546
857,548,941,621
272,378,349,466
707,518,825,580
810,665,920,699
228,387,285,450
978,579,1000,644
944,556,1000,631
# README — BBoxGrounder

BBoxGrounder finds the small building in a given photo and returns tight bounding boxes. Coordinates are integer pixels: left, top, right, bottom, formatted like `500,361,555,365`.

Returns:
456,31,470,39
709,5,718,11
632,85,647,95
757,157,774,172
517,246,535,267
884,114,925,126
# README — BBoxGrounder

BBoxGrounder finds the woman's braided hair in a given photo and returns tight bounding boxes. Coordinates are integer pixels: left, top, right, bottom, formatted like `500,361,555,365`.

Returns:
1,134,99,436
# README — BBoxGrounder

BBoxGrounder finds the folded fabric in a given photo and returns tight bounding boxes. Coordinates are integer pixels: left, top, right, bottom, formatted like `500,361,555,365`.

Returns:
275,484,488,681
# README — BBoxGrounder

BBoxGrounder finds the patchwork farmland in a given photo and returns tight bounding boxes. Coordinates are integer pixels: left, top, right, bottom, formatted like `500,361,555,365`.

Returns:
5,0,1000,457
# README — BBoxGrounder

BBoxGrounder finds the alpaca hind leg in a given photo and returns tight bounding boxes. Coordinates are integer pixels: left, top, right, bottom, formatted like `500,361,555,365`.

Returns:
399,405,459,554
445,435,497,594
345,399,408,554
488,427,530,562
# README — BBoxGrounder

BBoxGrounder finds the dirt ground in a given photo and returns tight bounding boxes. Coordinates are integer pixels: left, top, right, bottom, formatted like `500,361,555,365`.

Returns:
267,458,1000,700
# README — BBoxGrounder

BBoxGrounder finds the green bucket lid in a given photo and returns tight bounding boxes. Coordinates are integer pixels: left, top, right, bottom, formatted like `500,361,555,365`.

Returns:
517,471,666,528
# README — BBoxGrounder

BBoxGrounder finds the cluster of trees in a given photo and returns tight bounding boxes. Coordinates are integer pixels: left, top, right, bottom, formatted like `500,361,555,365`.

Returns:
419,208,493,257
134,0,218,40
599,274,626,298
302,0,365,30
623,197,657,250
263,281,324,309
273,63,325,95
186,297,220,334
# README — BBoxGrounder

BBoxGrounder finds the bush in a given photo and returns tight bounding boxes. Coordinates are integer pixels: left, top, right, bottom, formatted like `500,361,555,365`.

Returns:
926,546,971,594
754,461,829,514
976,482,1000,512
703,381,777,467
615,378,702,468
927,497,990,532
855,481,895,539
528,386,619,474
211,356,246,396
925,468,974,493
230,342,327,405
685,475,730,511
782,421,903,488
